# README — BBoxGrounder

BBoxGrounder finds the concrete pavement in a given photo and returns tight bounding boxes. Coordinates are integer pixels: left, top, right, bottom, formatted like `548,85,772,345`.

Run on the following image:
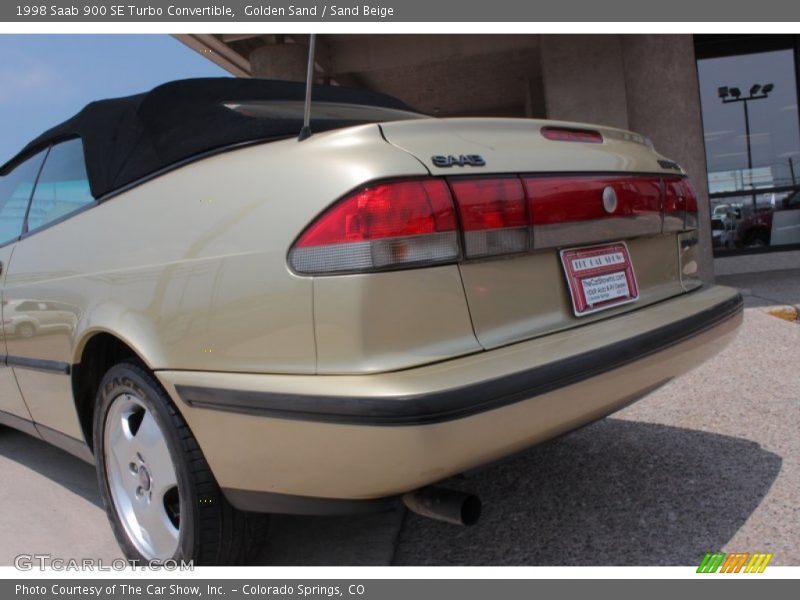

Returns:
0,428,122,565
718,268,800,308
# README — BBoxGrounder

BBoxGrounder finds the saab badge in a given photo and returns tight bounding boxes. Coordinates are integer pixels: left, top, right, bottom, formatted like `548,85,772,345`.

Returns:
602,186,618,214
431,154,486,168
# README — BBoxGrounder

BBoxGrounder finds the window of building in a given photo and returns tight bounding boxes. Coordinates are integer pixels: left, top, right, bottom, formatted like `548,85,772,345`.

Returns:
696,35,800,254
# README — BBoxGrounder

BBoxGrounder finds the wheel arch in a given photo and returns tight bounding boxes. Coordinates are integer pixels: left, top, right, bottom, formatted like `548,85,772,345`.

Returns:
71,329,155,453
14,319,38,333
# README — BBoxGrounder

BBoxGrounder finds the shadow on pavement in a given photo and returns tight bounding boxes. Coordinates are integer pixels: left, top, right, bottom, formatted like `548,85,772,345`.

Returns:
393,418,782,565
256,511,404,566
717,269,800,308
0,428,103,509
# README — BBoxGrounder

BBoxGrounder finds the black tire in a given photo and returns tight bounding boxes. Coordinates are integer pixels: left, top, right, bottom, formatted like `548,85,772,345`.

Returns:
744,229,770,248
93,361,268,565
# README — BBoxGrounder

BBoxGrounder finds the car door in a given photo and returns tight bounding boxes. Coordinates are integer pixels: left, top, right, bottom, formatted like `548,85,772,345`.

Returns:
0,149,47,434
3,139,95,449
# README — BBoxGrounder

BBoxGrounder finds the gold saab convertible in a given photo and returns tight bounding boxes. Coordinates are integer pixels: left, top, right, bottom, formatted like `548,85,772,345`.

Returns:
0,78,742,564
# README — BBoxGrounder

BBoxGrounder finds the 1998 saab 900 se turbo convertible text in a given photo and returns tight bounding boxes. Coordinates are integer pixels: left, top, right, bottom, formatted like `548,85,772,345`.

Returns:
0,78,742,564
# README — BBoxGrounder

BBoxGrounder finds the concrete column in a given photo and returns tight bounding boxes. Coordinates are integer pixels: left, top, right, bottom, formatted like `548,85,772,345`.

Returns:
621,35,714,282
250,44,308,81
540,34,714,282
524,77,547,119
540,35,629,129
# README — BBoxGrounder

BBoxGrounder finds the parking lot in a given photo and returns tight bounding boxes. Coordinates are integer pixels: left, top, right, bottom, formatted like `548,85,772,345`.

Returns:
1,271,798,566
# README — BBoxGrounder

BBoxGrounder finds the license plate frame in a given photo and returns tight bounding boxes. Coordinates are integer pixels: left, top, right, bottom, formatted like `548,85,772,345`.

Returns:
559,242,639,317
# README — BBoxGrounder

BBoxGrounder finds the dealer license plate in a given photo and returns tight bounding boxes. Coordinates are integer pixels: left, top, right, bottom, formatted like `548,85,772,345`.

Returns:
559,242,639,317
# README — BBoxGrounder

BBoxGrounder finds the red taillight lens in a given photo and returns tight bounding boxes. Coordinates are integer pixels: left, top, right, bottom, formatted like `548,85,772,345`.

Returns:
449,178,529,257
296,180,456,246
524,176,662,224
664,177,698,230
682,179,699,229
290,179,460,274
664,178,683,212
540,127,603,143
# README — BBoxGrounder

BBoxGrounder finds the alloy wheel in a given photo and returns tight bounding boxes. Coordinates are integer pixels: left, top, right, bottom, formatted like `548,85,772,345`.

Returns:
103,393,181,561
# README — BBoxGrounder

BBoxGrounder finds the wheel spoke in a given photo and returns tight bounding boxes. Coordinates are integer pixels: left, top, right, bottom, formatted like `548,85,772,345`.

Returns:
135,412,172,465
148,453,179,498
106,411,136,481
132,493,179,560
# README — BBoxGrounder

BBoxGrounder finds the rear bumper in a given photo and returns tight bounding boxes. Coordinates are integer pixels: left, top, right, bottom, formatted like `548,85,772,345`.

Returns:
157,285,742,510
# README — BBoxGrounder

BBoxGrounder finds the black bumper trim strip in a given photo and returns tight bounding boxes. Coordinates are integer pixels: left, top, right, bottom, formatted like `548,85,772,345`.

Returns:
176,292,743,426
4,355,71,375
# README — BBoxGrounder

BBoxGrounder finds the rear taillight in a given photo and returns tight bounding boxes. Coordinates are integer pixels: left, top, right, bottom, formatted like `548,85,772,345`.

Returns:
524,176,662,225
449,178,528,258
664,177,699,230
682,179,699,229
290,174,698,275
289,179,460,274
540,127,603,143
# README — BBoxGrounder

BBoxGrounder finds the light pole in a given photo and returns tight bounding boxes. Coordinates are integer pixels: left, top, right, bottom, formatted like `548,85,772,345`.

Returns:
718,83,774,210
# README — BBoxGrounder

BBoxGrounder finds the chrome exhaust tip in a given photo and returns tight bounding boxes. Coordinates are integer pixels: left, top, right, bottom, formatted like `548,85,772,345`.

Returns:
402,486,482,526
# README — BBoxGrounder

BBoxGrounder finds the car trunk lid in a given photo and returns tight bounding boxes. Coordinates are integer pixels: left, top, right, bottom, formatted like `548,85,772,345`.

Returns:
379,118,701,350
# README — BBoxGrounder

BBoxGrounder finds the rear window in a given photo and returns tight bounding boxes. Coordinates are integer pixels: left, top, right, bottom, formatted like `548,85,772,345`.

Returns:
711,219,725,231
27,138,93,232
223,100,429,127
0,150,46,245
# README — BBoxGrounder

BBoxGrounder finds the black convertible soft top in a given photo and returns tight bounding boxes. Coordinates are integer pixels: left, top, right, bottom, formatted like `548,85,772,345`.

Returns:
1,78,414,199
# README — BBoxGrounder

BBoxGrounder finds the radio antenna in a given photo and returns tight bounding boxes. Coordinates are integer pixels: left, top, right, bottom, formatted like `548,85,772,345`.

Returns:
298,34,316,141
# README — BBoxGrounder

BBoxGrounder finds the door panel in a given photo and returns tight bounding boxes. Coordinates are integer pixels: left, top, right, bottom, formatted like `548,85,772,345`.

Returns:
11,369,82,439
0,244,36,428
3,238,86,440
0,149,48,431
3,262,83,438
3,140,91,441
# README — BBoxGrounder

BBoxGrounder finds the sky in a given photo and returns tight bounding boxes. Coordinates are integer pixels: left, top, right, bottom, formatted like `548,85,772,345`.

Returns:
0,35,228,164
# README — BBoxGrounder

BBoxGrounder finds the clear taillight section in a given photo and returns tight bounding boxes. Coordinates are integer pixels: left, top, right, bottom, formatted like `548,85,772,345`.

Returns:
289,174,699,275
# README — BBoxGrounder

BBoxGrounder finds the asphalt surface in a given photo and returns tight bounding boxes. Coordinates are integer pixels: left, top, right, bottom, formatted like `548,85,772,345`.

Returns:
1,271,798,566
